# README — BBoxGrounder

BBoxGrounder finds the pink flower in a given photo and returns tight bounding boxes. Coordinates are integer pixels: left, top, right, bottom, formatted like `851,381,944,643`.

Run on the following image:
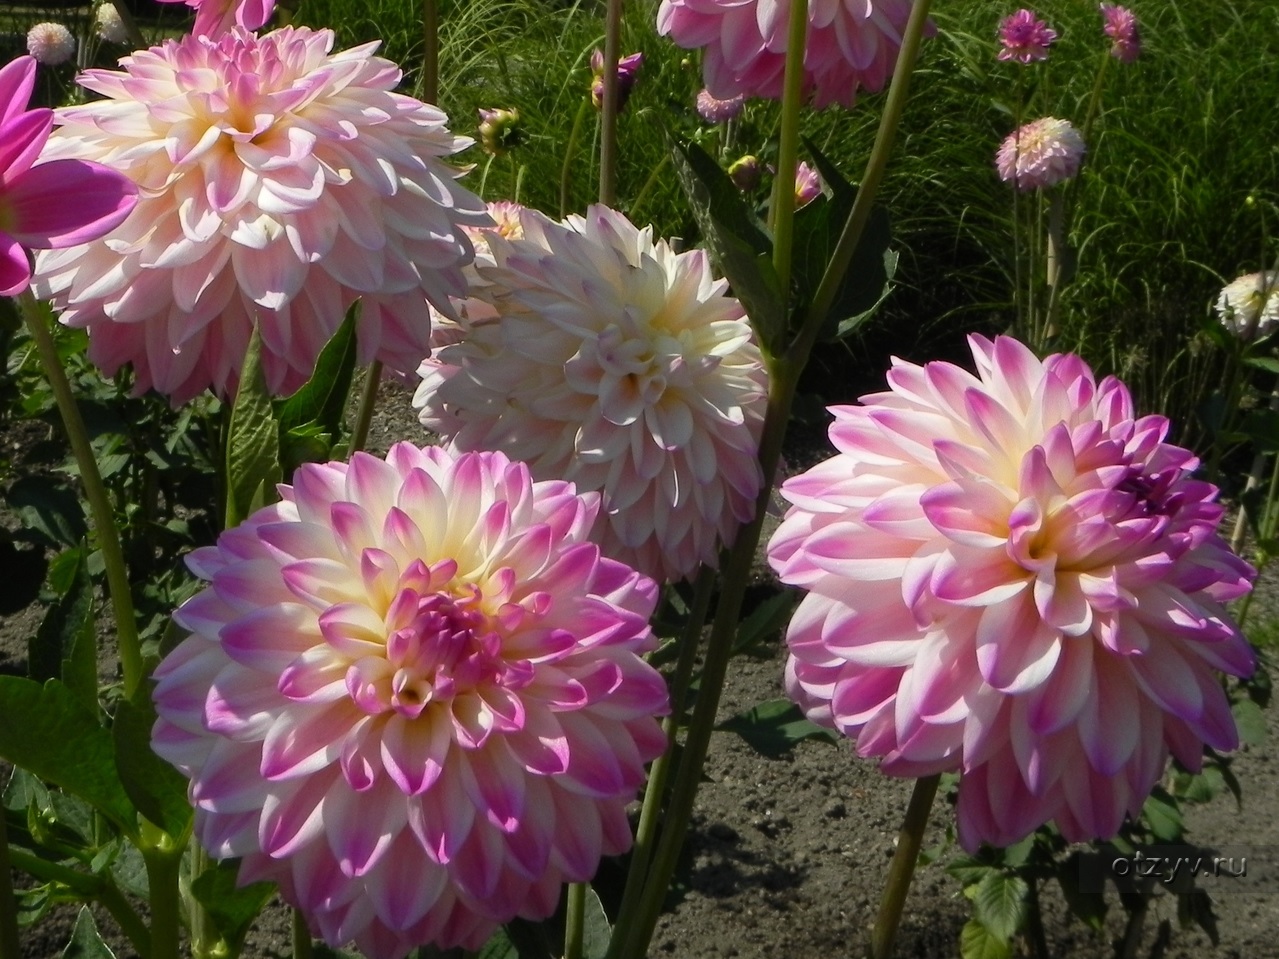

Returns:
998,9,1057,64
151,444,669,959
657,0,930,111
0,56,136,297
695,88,745,124
996,116,1085,190
30,28,490,403
26,23,76,65
415,204,768,584
767,335,1255,851
1101,4,1140,64
155,0,275,39
795,161,822,208
590,50,644,111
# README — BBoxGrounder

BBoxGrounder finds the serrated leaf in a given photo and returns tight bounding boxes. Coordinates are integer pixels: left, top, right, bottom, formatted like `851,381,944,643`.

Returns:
0,677,135,832
225,326,282,529
112,698,192,839
1142,789,1183,843
959,919,1012,959
971,873,1027,942
30,547,97,710
276,306,359,438
192,859,276,955
715,698,837,757
1057,854,1107,930
60,906,117,959
946,854,998,887
7,477,87,549
669,137,785,355
1232,698,1266,747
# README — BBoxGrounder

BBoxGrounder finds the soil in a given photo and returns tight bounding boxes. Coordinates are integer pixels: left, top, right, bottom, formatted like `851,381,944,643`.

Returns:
6,375,1279,959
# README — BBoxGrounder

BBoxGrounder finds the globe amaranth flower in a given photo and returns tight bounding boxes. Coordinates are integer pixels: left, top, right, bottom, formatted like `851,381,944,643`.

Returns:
94,3,130,44
26,23,77,66
1216,271,1279,341
156,0,275,39
151,443,669,959
590,50,644,112
768,335,1255,851
0,56,137,297
31,27,490,403
695,88,745,124
657,0,931,111
1101,4,1140,63
415,204,768,584
996,117,1085,191
998,9,1057,63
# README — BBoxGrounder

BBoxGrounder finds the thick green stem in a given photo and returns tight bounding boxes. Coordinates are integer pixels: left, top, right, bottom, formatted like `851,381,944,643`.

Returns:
17,291,141,697
421,0,439,104
0,815,21,959
8,848,149,953
867,774,940,959
560,98,590,217
767,0,809,294
186,843,215,959
293,908,315,959
142,839,183,959
563,882,586,959
349,361,382,455
598,0,623,205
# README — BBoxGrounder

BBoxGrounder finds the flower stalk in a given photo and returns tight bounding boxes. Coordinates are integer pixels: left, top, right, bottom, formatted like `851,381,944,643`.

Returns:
598,0,624,204
17,290,141,698
767,0,809,293
867,774,940,959
563,882,587,959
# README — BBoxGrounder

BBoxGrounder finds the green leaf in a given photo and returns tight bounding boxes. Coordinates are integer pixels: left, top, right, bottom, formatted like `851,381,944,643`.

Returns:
276,305,359,439
112,698,192,839
7,477,87,549
669,137,785,355
476,927,519,959
225,326,282,529
60,906,117,959
715,698,837,757
971,872,1027,942
1142,788,1184,843
0,677,135,832
732,591,797,654
959,919,1012,959
1232,698,1266,747
1242,355,1279,374
946,854,998,887
192,859,277,956
1000,834,1036,869
582,885,611,959
1057,854,1107,931
30,547,97,710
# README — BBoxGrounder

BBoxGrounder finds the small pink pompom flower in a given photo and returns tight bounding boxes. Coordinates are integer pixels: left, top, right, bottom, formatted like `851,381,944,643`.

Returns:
998,9,1057,64
26,23,76,66
31,27,490,403
152,444,669,959
657,0,931,111
416,204,768,584
0,56,136,297
695,88,745,124
996,116,1085,191
768,335,1255,851
1101,4,1141,64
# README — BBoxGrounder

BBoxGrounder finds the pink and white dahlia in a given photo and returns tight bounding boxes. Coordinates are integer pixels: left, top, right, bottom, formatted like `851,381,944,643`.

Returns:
1101,4,1140,64
997,9,1057,64
996,116,1085,191
26,23,76,66
1216,271,1279,341
768,335,1255,851
0,56,136,297
31,27,490,403
416,204,768,584
152,444,669,959
657,0,929,111
156,0,275,40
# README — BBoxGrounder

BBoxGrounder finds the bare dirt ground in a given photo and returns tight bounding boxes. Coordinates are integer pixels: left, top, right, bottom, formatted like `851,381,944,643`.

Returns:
7,377,1279,959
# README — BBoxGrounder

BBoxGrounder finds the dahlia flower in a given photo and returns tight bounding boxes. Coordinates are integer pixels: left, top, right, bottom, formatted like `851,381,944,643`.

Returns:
415,204,768,584
94,3,129,43
590,50,644,112
996,117,1085,191
477,107,521,156
696,88,745,124
156,0,275,39
1101,4,1140,64
997,9,1057,64
0,56,136,297
728,154,762,191
26,23,76,66
657,0,930,111
1216,271,1279,341
795,161,823,208
30,27,489,402
151,444,669,959
768,335,1255,851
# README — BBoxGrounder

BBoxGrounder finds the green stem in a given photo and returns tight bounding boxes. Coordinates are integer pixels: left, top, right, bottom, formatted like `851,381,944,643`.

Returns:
608,567,715,951
1041,190,1067,348
349,361,382,455
794,0,933,359
560,98,591,217
867,774,940,959
598,0,623,205
767,0,808,294
17,290,141,698
142,839,183,959
628,154,671,225
421,0,440,104
0,815,21,959
293,908,315,959
563,882,586,959
110,0,147,50
186,843,214,959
